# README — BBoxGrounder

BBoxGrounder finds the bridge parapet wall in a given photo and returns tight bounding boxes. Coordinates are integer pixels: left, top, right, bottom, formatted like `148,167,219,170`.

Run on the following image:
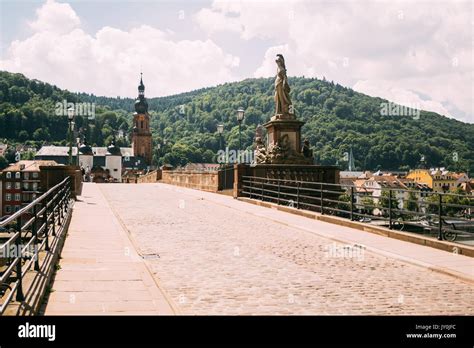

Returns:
136,170,162,183
161,170,219,192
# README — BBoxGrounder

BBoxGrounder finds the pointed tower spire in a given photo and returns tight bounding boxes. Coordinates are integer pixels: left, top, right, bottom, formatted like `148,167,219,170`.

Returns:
348,147,355,171
132,71,152,165
138,72,145,98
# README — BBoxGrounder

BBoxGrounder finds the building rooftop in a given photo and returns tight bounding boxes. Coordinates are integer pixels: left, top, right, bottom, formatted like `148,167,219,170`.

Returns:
367,175,407,189
1,160,58,172
36,146,134,157
340,171,365,179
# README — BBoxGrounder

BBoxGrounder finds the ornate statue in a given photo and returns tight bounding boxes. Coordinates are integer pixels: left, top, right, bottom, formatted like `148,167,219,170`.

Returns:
254,136,267,164
266,135,291,163
274,54,293,117
254,133,313,164
301,138,313,159
267,141,284,163
256,55,313,165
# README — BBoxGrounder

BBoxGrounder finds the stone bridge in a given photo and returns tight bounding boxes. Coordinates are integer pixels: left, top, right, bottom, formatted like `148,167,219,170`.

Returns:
44,182,474,315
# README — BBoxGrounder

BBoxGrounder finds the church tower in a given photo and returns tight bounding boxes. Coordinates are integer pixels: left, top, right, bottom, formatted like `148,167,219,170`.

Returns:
131,73,152,165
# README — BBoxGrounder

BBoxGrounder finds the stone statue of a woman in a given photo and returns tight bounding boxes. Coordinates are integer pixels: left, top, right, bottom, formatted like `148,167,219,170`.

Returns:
274,54,293,117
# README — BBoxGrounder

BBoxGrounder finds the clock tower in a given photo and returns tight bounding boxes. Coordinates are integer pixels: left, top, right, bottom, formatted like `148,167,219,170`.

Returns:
132,73,152,165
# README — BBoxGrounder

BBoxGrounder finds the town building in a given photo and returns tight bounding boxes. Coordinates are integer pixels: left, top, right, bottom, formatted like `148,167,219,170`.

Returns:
34,75,152,181
0,160,57,218
340,171,434,215
458,181,473,195
453,172,470,187
35,139,146,182
407,168,457,192
358,175,407,209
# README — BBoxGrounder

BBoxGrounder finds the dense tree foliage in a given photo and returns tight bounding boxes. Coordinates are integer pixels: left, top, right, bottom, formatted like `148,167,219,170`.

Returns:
0,71,131,149
1,71,473,171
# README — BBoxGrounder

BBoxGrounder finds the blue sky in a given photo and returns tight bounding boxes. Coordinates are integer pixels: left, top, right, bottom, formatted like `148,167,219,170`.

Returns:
0,0,472,123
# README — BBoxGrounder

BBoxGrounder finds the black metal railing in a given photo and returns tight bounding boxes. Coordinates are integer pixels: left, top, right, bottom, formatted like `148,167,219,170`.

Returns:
218,164,234,190
241,176,474,244
0,177,73,314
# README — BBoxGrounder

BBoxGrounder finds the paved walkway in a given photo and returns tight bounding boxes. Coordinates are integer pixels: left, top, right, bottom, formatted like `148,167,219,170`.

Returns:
45,184,175,315
95,182,473,315
46,182,474,315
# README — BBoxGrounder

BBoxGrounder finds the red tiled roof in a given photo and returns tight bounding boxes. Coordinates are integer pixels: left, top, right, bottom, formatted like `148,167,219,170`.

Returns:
1,160,58,172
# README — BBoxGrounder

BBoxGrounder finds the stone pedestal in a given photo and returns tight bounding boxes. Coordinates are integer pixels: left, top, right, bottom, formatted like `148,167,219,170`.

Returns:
260,116,311,165
232,163,340,198
263,118,304,155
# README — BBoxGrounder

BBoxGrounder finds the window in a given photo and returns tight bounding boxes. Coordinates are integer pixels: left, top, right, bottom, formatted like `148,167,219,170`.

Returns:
32,183,38,191
15,172,20,179
15,182,20,189
6,193,11,201
32,193,37,200
32,172,39,179
22,193,28,201
14,205,21,212
23,182,29,190
24,172,29,180
6,172,11,179
5,205,11,214
15,193,21,201
6,182,11,189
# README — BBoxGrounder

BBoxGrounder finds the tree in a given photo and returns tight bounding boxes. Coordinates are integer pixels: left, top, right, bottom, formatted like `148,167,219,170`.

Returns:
378,190,399,213
337,193,351,218
404,190,419,213
360,196,375,215
0,71,473,173
0,155,7,170
425,193,440,215
33,128,50,141
443,188,470,217
18,130,29,141
334,102,353,118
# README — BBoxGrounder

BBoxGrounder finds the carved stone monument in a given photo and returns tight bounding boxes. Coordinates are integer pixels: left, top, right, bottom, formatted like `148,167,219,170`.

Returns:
256,54,312,164
234,54,340,199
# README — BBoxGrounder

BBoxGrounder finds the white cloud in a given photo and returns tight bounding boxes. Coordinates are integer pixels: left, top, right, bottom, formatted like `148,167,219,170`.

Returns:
196,0,473,122
193,8,242,35
29,0,80,34
253,44,290,77
1,0,240,98
353,79,451,117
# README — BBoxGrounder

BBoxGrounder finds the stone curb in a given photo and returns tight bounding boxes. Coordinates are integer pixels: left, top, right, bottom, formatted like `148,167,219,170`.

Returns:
99,186,181,315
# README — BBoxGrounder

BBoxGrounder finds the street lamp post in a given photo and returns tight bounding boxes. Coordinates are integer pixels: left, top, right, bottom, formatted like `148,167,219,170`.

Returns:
216,123,225,189
236,107,245,151
67,107,75,165
217,124,224,151
76,136,81,166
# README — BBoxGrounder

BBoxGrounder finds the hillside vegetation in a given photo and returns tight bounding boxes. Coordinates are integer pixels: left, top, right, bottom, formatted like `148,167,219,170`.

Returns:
0,70,472,172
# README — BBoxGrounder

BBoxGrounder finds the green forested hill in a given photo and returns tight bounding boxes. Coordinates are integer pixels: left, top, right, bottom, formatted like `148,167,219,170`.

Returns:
0,70,473,172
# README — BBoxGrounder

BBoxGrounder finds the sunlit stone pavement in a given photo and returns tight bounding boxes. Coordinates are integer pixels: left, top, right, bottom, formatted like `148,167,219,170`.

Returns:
99,183,474,315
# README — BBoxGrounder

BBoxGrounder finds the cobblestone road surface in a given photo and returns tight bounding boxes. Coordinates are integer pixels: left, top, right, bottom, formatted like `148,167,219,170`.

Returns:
100,183,474,315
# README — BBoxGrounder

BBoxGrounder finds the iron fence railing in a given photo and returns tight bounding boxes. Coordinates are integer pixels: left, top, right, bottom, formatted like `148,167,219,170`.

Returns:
218,164,234,190
241,176,474,244
0,177,73,314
